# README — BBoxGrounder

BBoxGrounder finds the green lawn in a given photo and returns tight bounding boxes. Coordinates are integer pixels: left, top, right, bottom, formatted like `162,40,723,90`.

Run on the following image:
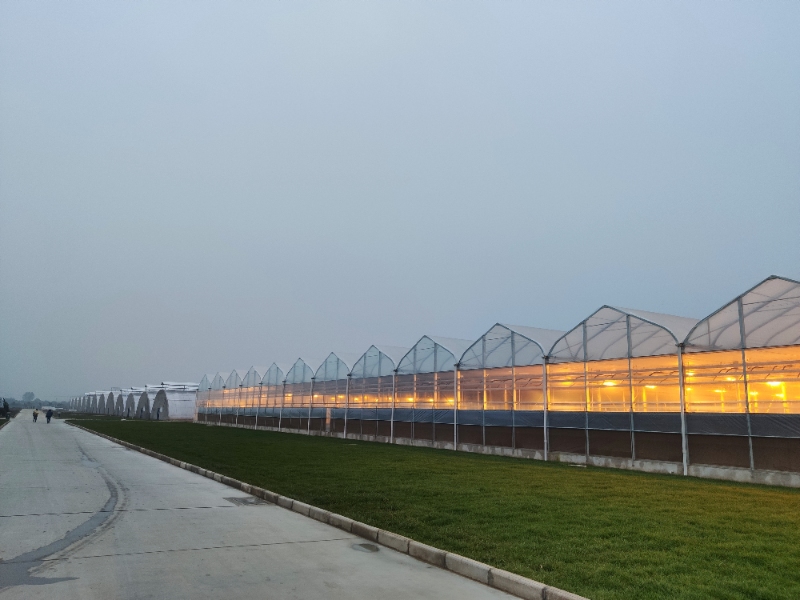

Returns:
75,421,800,600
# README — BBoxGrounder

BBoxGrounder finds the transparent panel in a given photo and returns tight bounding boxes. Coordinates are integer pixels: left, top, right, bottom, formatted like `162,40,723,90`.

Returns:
585,310,628,361
743,279,800,348
484,330,513,369
547,362,585,411
435,372,455,408
684,351,746,413
349,377,363,406
515,365,544,410
513,333,546,367
242,368,262,388
631,355,680,412
485,367,514,410
394,374,415,408
549,327,584,363
459,339,484,370
225,371,242,389
687,278,800,351
586,358,630,412
398,337,457,374
685,303,742,352
746,346,800,414
458,370,483,410
261,364,285,387
629,319,679,358
415,373,435,408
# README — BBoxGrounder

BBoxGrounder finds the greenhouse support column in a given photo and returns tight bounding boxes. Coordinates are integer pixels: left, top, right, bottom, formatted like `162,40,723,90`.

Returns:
453,367,459,450
308,378,314,435
343,374,350,438
738,298,755,471
218,387,223,426
390,370,397,443
583,323,590,460
433,371,438,444
511,332,517,451
481,337,487,447
626,315,636,461
235,385,242,427
278,382,286,431
482,369,487,447
255,384,262,430
678,345,689,476
543,358,549,461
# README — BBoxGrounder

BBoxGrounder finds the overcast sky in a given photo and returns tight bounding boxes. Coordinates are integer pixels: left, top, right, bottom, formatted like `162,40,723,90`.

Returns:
1,1,798,401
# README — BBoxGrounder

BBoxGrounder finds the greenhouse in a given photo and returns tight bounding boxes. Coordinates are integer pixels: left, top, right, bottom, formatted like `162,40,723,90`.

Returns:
279,358,316,431
392,336,472,444
546,306,698,471
681,275,800,474
457,324,565,452
345,345,409,439
255,363,287,428
76,274,800,484
310,352,360,434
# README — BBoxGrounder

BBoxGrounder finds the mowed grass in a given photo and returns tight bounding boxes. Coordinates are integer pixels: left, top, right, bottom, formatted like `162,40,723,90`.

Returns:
77,421,800,600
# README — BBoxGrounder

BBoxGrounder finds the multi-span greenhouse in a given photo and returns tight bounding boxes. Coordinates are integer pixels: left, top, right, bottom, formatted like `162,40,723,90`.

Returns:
72,275,800,486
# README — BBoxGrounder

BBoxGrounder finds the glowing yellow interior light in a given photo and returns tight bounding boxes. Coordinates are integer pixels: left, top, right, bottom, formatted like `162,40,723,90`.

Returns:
713,389,724,393
645,385,657,389
749,391,759,396
602,381,617,387
776,393,786,399
725,377,736,381
687,371,695,376
766,381,783,387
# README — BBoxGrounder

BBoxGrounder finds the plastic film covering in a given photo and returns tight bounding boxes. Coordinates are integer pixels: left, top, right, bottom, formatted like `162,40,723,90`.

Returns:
196,374,214,414
314,352,357,409
459,324,564,369
458,325,563,412
549,306,698,362
347,346,409,417
238,366,263,415
219,370,244,414
261,363,286,409
395,337,469,414
684,276,800,352
284,358,315,408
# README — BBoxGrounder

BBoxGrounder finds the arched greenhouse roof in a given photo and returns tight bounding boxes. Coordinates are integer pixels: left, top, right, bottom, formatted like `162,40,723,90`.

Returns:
261,363,287,386
459,324,565,369
224,370,244,389
198,374,214,391
549,306,699,362
397,336,472,374
684,275,800,352
241,366,267,388
285,358,316,384
314,352,361,382
351,345,411,378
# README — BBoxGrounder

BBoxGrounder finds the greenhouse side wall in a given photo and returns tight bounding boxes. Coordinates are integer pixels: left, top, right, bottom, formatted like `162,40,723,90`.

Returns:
195,344,800,487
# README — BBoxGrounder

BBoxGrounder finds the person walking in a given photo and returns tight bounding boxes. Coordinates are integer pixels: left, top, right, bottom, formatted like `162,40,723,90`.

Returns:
46,408,53,424
32,409,39,423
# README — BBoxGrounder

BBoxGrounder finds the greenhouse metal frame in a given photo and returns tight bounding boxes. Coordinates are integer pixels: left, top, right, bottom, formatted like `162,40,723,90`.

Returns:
78,275,800,485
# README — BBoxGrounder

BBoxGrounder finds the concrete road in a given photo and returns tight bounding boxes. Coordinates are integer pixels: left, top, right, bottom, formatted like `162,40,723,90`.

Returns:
0,411,514,599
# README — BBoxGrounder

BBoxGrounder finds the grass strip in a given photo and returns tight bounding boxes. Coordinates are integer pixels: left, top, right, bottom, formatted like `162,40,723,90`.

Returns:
75,421,800,600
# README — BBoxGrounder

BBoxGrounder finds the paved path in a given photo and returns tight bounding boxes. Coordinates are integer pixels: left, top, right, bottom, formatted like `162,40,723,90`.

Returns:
0,411,513,599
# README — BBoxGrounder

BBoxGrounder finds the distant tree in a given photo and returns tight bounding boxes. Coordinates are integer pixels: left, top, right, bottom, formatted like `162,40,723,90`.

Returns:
22,392,34,404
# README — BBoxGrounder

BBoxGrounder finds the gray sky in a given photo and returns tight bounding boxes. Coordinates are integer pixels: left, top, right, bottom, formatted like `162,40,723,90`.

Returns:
1,1,798,401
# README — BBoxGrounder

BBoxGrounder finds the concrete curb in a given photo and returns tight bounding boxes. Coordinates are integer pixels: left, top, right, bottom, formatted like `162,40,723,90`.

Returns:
67,421,589,600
